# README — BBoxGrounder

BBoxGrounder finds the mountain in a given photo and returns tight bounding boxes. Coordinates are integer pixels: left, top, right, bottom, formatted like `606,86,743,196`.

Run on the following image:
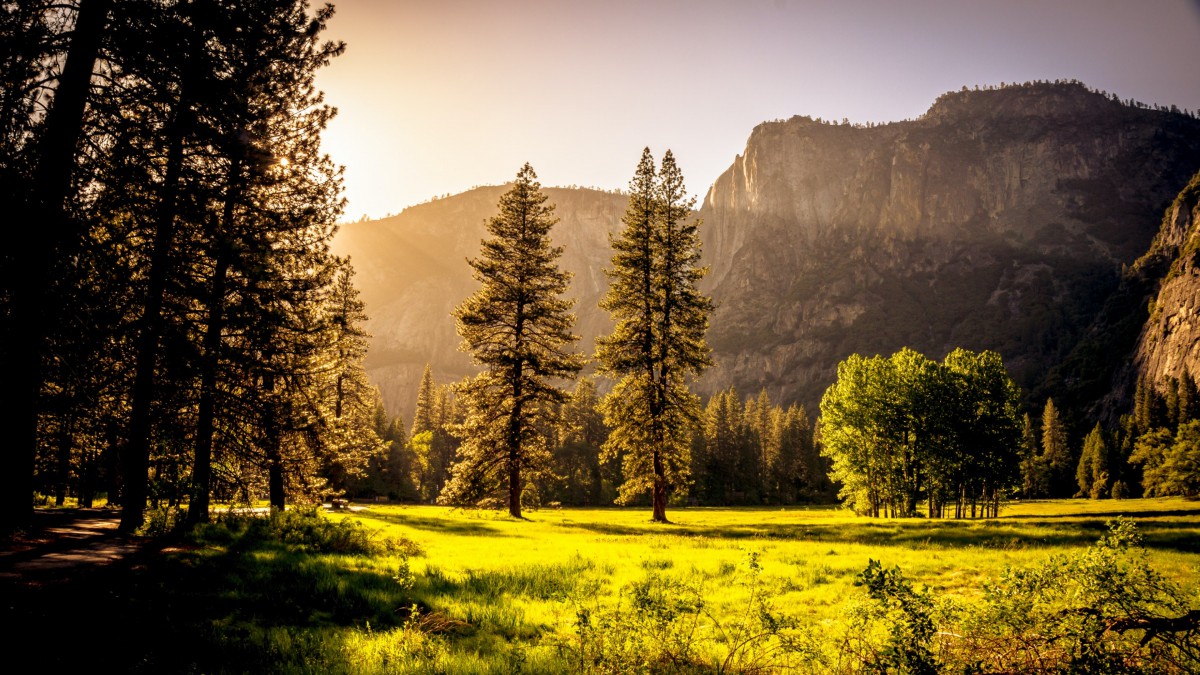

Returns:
331,186,628,421
335,82,1200,425
697,82,1200,414
1133,173,1200,388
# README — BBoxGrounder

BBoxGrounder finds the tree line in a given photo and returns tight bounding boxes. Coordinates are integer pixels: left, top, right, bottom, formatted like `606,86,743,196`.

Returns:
1020,371,1200,502
1,0,381,535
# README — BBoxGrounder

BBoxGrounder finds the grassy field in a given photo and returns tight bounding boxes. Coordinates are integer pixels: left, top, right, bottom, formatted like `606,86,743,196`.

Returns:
310,498,1200,672
12,497,1199,673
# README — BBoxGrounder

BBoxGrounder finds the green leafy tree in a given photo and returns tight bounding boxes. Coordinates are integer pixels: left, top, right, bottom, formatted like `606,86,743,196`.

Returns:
596,148,713,522
439,164,583,517
820,348,1022,518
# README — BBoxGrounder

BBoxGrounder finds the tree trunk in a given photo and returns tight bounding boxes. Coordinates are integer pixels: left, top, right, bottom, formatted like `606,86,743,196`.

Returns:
1,0,110,537
508,451,522,519
121,103,187,532
652,448,668,523
267,443,285,511
186,161,240,526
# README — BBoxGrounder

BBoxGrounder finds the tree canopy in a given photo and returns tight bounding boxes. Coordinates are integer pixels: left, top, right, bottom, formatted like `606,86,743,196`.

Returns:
819,347,1022,518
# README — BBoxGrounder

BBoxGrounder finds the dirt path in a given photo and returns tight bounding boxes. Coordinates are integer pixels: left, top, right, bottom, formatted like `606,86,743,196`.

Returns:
0,508,147,584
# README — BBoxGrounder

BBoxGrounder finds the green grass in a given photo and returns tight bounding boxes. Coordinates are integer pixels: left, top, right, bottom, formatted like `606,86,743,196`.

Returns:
316,498,1200,671
10,498,1199,673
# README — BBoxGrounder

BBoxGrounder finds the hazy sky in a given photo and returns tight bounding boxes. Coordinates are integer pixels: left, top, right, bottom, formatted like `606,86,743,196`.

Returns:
315,0,1200,221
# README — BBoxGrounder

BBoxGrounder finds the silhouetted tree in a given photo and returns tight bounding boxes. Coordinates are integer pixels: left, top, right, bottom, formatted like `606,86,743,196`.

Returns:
596,148,712,522
440,164,582,517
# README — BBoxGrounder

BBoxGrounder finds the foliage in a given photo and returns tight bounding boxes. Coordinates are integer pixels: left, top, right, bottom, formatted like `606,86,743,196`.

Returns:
1131,420,1200,497
819,348,1022,518
853,560,941,675
596,148,713,522
195,507,422,558
440,164,583,517
949,517,1200,673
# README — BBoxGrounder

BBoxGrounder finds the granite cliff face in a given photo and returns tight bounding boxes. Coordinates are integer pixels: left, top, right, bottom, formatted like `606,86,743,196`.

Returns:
1134,174,1200,387
331,186,627,421
697,83,1200,410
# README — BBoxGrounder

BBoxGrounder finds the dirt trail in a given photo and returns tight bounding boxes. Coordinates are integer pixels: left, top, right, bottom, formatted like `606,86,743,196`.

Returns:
0,508,146,584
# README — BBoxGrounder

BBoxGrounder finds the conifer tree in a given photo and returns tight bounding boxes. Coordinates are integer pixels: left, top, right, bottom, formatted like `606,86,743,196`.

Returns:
597,148,713,522
440,164,582,517
412,364,437,439
1041,398,1073,497
1177,369,1197,426
1019,412,1047,497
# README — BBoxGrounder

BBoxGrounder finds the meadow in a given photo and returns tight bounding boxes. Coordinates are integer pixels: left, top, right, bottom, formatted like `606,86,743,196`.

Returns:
320,498,1200,672
12,498,1199,673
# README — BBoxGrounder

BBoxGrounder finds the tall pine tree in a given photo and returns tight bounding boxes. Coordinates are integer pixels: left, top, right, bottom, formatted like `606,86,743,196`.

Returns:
597,148,712,522
440,164,582,517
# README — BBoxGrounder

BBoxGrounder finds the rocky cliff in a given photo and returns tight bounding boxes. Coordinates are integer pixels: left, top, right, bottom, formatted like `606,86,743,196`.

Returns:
331,186,627,421
335,82,1200,424
697,82,1200,411
1134,173,1200,387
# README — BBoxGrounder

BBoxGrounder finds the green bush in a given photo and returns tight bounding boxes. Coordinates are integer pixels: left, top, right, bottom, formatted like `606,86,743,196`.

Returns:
192,507,423,557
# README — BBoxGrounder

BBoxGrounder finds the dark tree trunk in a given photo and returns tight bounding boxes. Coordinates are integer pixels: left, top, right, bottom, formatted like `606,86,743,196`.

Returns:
187,157,241,526
267,442,286,511
187,248,229,525
508,452,522,519
1,0,110,537
652,448,668,523
264,373,286,511
120,96,188,532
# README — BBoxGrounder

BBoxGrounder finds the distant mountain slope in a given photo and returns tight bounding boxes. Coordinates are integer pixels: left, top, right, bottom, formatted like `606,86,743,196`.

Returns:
697,82,1200,412
331,186,628,420
336,82,1200,425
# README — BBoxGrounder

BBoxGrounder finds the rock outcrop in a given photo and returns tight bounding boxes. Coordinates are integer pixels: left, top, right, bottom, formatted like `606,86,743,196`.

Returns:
1133,173,1200,387
697,82,1200,411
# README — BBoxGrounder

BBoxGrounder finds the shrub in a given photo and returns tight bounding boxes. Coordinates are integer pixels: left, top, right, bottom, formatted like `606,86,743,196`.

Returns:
193,507,423,557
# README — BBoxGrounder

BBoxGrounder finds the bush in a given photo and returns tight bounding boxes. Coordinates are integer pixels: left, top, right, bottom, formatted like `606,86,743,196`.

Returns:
139,505,184,537
193,507,423,557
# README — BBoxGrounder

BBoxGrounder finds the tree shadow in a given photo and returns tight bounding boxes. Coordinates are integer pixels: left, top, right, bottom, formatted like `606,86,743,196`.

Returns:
553,516,1200,553
353,511,520,537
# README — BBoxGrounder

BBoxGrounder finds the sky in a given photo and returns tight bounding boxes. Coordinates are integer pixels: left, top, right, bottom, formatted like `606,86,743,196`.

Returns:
314,0,1200,221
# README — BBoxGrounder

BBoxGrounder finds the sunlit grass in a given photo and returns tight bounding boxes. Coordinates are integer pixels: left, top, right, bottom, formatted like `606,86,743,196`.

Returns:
304,497,1200,670
22,498,1195,672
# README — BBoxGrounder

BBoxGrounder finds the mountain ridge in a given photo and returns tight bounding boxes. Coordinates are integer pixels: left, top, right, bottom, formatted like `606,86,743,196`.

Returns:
334,82,1200,426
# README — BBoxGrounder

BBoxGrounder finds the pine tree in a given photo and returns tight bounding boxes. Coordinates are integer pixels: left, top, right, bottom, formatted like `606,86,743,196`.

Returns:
597,148,713,522
439,164,583,517
552,378,608,505
1177,369,1196,426
412,364,437,439
1041,398,1073,497
1019,412,1047,497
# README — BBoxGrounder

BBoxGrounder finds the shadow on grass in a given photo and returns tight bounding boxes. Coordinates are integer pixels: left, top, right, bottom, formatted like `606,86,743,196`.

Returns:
3,528,421,673
999,507,1200,520
352,511,519,537
554,516,1200,553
